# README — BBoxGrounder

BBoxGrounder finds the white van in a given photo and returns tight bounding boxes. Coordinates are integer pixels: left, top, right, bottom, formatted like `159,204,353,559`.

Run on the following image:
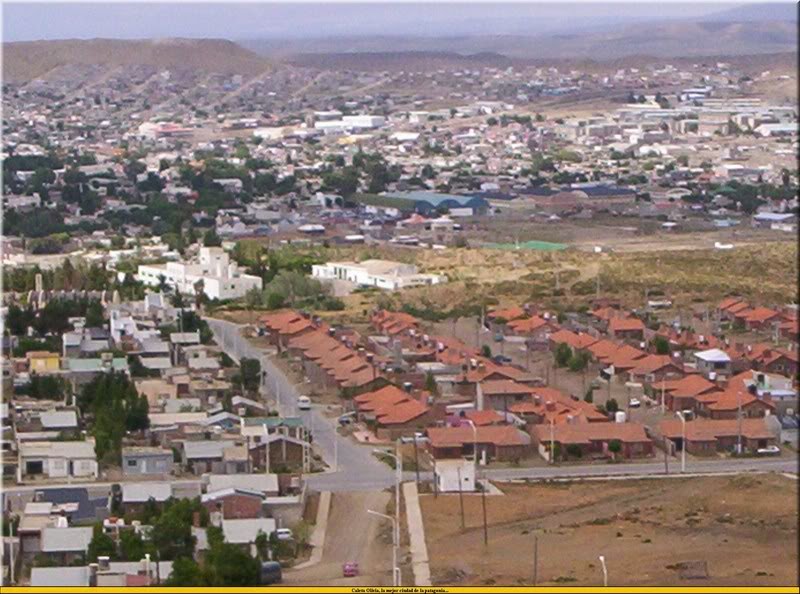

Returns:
297,395,311,411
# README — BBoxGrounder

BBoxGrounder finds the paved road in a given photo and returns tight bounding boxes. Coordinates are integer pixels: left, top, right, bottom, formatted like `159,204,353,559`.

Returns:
205,318,395,491
284,491,393,586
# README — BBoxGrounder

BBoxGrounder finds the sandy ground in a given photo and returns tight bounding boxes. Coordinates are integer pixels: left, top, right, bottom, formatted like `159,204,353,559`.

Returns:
420,474,798,587
284,490,394,586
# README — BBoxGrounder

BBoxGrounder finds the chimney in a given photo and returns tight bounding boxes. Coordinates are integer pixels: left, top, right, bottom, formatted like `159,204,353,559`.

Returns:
403,382,413,393
98,556,111,571
328,327,336,337
534,395,541,405
545,401,555,411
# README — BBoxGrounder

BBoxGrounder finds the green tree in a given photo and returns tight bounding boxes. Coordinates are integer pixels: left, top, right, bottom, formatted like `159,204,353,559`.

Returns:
203,229,222,247
236,358,262,393
567,351,589,372
566,444,583,459
424,372,439,396
653,335,671,355
608,439,622,458
481,344,492,358
85,300,105,327
554,343,572,368
605,398,619,414
119,528,149,561
150,499,205,560
165,557,204,586
87,523,117,561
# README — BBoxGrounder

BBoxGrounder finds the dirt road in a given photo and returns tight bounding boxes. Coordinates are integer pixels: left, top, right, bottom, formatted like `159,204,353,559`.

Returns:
284,491,394,586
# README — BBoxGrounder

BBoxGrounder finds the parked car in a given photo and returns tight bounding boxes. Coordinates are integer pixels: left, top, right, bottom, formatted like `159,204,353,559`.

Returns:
492,354,512,364
259,561,282,585
276,528,293,541
629,398,641,408
297,395,311,411
756,445,780,456
342,562,359,577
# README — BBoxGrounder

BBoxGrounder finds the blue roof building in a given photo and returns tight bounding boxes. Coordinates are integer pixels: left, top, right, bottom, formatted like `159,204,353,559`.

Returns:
382,191,489,214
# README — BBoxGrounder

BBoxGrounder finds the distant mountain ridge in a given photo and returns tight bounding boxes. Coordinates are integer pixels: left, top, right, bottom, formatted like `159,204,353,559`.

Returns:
3,38,270,83
244,19,798,61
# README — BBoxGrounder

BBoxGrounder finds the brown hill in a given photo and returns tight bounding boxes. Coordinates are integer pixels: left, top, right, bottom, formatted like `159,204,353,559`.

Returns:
248,20,797,62
3,38,270,82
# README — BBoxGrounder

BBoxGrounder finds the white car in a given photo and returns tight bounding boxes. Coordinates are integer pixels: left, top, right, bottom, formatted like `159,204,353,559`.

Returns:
275,528,293,541
297,396,311,411
629,398,641,408
756,445,780,456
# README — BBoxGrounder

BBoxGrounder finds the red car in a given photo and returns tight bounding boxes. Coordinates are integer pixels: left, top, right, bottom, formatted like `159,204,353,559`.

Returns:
342,562,359,577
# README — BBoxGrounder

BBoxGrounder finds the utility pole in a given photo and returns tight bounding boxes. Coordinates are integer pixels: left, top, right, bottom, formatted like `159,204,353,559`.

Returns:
663,437,669,475
457,467,465,531
532,534,539,586
413,435,420,487
481,478,489,546
736,390,743,455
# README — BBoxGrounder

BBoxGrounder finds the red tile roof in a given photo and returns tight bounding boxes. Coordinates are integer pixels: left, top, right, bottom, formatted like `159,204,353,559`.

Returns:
375,399,429,425
480,379,535,396
488,306,528,322
608,317,646,333
744,307,780,324
427,425,530,448
718,297,743,311
464,409,505,426
507,315,553,334
661,374,720,398
659,418,775,441
532,422,651,445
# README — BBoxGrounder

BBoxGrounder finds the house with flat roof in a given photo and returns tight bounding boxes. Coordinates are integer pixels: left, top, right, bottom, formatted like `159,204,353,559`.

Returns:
121,447,174,477
312,259,445,291
18,440,98,481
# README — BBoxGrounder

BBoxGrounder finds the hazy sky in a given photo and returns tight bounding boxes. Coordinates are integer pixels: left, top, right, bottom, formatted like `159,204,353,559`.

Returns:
1,1,791,42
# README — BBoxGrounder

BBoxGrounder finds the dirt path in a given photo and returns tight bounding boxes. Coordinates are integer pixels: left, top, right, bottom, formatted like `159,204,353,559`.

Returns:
284,490,393,586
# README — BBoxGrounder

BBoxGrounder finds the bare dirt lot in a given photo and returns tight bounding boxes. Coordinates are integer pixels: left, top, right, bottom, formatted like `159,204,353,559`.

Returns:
420,474,798,587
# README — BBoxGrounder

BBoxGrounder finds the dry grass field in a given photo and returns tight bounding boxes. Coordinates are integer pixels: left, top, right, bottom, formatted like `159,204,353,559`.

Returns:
420,474,798,587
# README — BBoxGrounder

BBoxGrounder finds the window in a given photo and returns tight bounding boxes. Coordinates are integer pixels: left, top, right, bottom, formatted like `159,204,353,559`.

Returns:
127,459,138,467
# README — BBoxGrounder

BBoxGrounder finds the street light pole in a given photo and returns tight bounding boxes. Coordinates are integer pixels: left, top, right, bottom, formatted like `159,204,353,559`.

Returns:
598,555,608,587
374,446,402,585
367,510,398,587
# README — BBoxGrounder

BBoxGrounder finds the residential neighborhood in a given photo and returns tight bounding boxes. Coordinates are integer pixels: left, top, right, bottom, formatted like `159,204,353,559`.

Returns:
1,1,798,589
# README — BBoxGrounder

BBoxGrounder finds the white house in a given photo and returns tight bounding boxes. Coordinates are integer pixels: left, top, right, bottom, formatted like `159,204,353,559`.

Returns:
434,458,476,492
311,259,445,291
137,247,262,300
18,440,99,481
